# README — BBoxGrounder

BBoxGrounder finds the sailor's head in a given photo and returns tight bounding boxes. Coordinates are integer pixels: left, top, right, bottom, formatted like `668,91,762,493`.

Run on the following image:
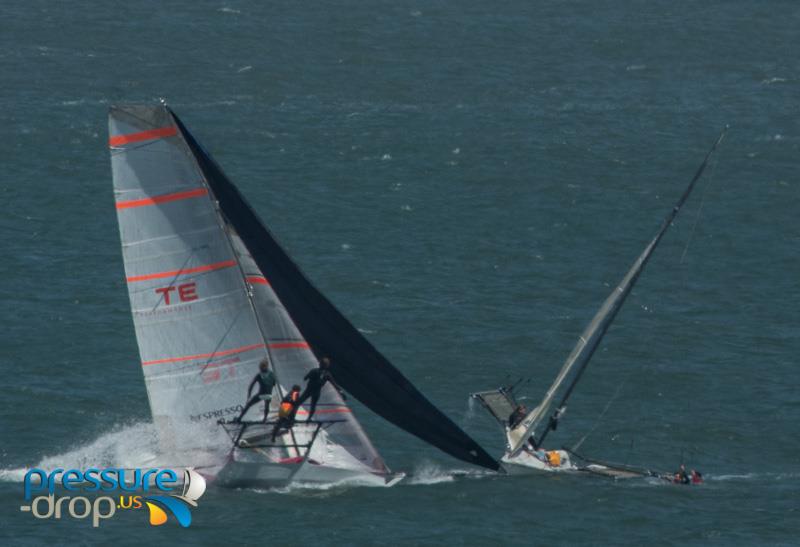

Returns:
291,384,301,392
517,404,527,412
259,359,270,371
320,357,331,369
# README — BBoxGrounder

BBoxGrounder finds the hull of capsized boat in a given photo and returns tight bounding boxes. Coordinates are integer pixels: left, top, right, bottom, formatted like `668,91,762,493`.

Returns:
500,450,577,474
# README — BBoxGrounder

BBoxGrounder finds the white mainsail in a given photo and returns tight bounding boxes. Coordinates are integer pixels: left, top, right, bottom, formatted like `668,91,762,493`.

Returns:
109,105,386,475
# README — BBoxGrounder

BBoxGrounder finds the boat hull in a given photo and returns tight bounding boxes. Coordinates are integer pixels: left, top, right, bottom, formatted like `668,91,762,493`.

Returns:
213,458,403,488
500,449,577,474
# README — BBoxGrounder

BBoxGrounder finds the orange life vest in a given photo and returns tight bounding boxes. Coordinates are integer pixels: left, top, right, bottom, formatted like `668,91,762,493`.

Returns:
278,391,299,418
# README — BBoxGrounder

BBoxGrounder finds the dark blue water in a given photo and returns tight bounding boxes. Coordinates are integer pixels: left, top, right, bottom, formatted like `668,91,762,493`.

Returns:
2,1,798,545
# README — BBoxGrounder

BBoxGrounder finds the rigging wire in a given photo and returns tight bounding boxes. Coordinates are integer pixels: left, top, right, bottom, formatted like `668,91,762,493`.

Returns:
675,135,722,463
567,132,726,456
568,376,628,452
680,140,721,263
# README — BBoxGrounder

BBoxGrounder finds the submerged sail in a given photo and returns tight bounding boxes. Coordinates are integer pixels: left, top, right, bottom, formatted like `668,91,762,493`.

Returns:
110,105,498,471
108,105,386,473
510,130,727,454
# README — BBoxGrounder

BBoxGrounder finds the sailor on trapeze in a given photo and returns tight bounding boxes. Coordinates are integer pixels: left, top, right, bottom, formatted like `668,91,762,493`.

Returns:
235,358,276,422
297,357,347,421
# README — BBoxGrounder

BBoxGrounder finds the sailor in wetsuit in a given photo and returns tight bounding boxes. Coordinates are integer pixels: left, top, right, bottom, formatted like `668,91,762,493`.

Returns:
508,404,540,451
235,359,276,422
271,385,302,442
673,464,691,484
508,404,527,429
297,357,346,421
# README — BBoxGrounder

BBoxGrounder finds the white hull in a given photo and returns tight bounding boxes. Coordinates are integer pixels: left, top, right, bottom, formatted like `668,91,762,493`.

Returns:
500,449,578,474
213,457,403,489
501,449,655,480
206,422,404,489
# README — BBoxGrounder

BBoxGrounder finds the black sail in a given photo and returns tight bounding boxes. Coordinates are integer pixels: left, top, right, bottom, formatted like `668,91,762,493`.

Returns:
170,110,499,471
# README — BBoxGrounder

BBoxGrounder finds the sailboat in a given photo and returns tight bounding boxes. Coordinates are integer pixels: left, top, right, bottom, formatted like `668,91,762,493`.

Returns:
108,104,499,488
472,130,726,476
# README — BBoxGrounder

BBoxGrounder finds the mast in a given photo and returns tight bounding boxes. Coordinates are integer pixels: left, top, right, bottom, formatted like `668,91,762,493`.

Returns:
510,129,727,454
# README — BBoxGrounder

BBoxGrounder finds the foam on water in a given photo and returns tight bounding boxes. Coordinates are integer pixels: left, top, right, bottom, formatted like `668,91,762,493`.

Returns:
407,462,456,485
406,461,494,486
0,421,163,483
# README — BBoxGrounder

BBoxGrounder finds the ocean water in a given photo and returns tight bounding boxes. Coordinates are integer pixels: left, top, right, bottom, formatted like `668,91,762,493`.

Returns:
1,1,798,545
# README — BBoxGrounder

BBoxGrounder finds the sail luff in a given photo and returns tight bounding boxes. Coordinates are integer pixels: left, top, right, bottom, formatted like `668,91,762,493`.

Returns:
510,129,727,454
169,110,499,471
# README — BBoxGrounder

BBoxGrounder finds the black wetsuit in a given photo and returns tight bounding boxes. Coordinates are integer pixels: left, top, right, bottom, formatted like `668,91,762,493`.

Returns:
508,409,538,449
675,470,690,484
237,370,276,421
508,409,526,429
298,368,341,420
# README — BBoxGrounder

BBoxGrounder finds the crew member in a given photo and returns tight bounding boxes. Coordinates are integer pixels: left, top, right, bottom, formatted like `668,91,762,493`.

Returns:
673,464,690,484
297,357,346,421
690,469,704,484
508,404,527,429
507,404,542,451
235,359,276,422
271,385,302,442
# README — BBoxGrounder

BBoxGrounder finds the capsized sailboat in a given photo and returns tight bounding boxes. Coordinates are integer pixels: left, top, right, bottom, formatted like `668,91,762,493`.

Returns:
472,130,726,475
108,104,499,488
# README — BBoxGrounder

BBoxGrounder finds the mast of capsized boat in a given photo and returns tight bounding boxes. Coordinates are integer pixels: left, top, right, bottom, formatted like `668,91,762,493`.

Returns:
510,128,728,455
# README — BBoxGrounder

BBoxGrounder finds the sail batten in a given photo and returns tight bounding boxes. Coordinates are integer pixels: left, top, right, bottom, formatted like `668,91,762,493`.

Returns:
510,129,727,454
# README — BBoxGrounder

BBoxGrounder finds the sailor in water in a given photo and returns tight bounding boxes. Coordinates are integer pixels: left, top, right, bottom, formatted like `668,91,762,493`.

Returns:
235,358,276,422
271,385,302,442
673,464,691,484
297,357,347,421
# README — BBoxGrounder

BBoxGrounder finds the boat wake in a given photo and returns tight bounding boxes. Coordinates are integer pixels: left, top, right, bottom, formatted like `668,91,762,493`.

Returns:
406,461,495,486
0,421,179,483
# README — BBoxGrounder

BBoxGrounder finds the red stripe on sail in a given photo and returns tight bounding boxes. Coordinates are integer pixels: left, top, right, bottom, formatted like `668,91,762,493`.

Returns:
109,126,178,146
116,188,208,210
142,343,267,366
246,276,270,285
267,342,310,349
295,408,352,416
126,260,237,283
